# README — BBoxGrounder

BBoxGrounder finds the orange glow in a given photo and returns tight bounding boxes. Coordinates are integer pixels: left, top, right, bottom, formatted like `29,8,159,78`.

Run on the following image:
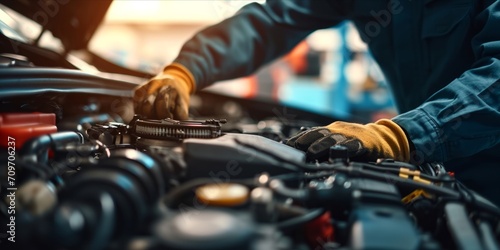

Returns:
104,1,263,24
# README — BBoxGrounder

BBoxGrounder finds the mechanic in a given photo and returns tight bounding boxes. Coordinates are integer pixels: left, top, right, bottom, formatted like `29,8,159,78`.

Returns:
133,1,500,206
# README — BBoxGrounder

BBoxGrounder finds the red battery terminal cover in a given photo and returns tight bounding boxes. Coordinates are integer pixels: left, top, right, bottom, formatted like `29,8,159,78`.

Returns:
305,211,335,248
0,113,57,149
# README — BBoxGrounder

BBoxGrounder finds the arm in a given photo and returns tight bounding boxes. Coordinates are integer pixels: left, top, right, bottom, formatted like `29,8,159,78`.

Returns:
173,0,345,89
393,1,500,163
134,0,345,119
140,0,411,160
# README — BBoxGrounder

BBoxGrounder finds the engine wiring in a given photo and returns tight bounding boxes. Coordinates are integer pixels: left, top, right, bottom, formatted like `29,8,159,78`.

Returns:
156,153,500,219
4,116,499,250
297,161,500,217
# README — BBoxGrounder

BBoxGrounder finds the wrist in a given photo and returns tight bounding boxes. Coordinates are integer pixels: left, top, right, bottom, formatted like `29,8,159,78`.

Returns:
376,119,411,162
163,62,196,94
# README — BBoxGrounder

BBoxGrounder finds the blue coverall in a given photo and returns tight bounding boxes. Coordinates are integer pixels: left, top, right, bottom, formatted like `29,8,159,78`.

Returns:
174,0,500,205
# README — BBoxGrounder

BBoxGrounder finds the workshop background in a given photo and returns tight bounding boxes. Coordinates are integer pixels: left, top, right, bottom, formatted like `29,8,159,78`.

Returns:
89,0,397,123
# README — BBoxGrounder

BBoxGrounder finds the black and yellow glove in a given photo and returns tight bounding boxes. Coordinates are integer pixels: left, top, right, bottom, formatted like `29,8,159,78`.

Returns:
133,63,196,120
286,119,410,162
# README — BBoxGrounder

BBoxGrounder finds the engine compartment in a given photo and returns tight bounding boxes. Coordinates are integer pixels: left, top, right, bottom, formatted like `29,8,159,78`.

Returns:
0,1,497,247
0,52,499,250
1,96,500,249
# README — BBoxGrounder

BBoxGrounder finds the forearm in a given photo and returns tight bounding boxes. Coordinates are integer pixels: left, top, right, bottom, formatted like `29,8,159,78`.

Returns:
394,71,500,163
393,1,500,163
173,0,343,89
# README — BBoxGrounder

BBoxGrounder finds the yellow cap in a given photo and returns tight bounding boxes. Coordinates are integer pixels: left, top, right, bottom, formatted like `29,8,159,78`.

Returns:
196,183,249,206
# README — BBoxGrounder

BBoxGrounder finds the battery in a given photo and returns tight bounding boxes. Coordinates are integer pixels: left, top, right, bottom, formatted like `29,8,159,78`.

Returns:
0,113,57,149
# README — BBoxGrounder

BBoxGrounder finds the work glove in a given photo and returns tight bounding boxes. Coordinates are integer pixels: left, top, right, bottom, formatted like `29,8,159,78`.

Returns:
286,119,410,162
133,63,196,120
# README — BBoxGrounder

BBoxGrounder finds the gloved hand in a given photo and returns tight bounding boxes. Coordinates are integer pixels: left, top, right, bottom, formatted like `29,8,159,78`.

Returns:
286,119,410,162
133,63,195,120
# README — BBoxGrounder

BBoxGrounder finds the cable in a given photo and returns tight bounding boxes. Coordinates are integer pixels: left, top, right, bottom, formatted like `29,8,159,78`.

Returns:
304,162,500,216
353,162,455,183
160,159,498,215
159,173,308,209
269,179,308,200
93,140,111,158
276,208,325,231
456,181,500,218
375,160,419,170
297,162,459,197
336,165,459,196
159,159,500,217
335,165,500,216
107,144,136,150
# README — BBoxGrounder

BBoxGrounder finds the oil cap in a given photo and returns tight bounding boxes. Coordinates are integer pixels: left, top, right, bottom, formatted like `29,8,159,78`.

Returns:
195,183,249,206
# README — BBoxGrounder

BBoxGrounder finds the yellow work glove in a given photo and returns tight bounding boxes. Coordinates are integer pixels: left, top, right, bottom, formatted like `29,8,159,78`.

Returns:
133,63,196,120
286,119,410,162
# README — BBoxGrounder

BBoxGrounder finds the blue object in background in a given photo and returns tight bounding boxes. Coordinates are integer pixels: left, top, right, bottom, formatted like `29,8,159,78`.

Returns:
280,23,396,121
280,23,350,120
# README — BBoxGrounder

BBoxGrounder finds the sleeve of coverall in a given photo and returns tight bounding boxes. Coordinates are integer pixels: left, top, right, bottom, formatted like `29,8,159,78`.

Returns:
393,1,500,163
173,0,346,89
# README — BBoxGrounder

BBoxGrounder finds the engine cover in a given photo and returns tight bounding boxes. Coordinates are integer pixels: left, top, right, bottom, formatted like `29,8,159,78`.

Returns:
183,133,304,180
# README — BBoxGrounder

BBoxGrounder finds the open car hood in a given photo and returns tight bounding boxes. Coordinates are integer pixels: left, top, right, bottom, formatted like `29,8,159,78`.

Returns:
3,0,112,51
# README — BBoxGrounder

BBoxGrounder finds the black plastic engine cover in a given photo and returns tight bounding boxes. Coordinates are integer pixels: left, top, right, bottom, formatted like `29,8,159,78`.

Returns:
182,133,305,180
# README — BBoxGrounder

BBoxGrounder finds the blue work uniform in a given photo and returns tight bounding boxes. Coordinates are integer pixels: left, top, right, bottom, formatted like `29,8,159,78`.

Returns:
174,0,500,206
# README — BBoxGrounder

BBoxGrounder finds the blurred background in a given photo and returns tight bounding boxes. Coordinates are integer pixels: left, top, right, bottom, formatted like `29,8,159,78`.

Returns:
89,0,397,123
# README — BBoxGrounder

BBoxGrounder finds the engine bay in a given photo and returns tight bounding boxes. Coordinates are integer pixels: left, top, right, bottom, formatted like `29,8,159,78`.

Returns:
1,88,500,249
0,25,499,248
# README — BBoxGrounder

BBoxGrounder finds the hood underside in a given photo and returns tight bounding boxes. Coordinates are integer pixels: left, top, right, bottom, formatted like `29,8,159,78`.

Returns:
3,0,112,51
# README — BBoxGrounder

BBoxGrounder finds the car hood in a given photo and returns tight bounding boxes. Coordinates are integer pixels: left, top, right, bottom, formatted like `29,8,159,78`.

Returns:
3,0,112,51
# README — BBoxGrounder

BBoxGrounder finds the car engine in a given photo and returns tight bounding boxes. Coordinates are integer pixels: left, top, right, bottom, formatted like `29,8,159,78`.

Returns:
1,77,500,250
